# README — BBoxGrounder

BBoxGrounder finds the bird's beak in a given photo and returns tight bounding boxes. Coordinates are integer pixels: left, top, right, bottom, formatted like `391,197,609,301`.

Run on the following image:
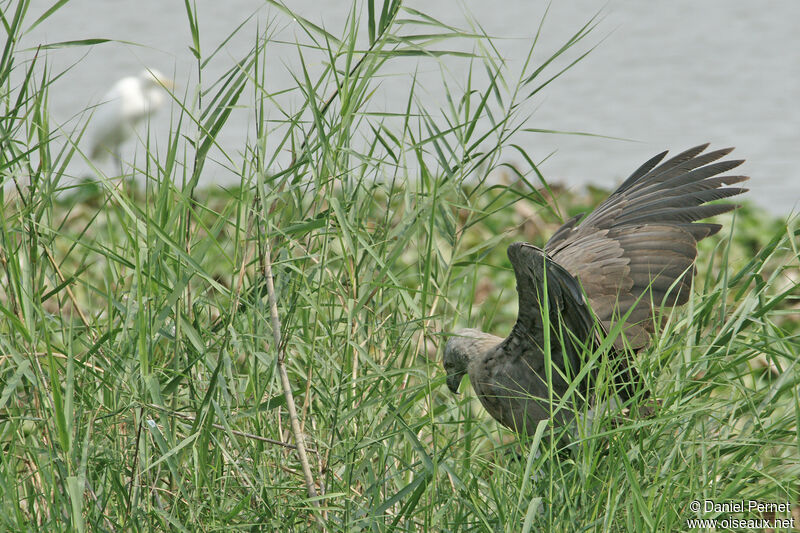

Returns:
150,72,174,91
446,373,461,394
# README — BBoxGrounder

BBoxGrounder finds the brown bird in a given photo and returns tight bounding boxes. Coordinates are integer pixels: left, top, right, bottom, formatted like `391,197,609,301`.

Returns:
443,144,748,435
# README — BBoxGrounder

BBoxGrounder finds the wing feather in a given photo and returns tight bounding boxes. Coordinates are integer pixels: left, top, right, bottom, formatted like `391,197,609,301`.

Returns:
505,243,597,387
545,145,747,349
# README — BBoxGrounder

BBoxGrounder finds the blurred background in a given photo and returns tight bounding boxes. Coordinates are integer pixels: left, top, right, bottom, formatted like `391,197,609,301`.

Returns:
18,0,800,214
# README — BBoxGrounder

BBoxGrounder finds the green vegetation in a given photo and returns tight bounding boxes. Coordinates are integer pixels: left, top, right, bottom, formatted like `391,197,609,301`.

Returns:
2,1,798,530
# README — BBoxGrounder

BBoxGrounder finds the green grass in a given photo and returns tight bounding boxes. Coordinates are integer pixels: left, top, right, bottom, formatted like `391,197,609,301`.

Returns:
2,1,799,531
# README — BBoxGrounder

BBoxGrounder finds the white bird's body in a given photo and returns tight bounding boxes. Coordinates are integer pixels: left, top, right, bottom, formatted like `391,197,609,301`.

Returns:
90,69,171,162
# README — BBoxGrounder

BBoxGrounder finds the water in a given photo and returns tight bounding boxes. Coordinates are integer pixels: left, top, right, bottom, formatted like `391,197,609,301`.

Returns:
18,0,800,214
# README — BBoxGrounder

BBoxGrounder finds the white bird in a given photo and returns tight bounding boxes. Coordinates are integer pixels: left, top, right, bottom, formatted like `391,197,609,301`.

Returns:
89,69,173,164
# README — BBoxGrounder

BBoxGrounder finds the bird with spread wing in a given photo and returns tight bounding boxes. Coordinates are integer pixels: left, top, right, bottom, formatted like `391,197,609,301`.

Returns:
443,144,748,435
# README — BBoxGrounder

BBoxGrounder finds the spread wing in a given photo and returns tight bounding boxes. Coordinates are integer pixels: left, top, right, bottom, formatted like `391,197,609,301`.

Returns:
545,144,748,348
505,242,598,391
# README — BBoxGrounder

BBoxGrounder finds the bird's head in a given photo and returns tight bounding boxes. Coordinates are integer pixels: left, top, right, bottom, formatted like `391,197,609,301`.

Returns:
443,328,501,394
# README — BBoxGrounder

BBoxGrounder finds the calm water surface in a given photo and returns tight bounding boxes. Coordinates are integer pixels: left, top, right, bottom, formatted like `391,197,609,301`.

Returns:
20,0,800,214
